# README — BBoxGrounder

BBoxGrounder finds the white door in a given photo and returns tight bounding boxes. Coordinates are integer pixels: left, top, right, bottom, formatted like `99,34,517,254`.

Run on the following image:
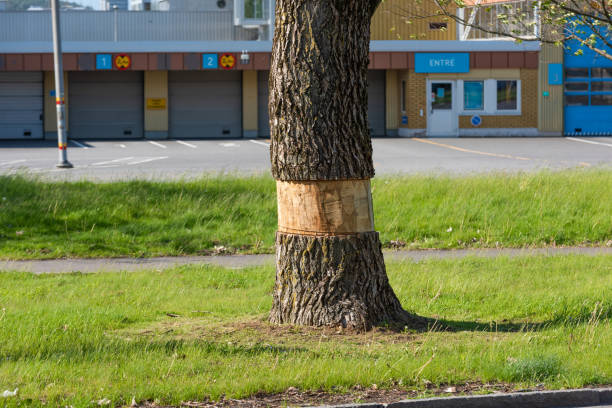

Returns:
427,80,457,137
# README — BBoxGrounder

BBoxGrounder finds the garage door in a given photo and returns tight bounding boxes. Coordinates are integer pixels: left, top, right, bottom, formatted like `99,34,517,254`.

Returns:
257,71,270,137
0,72,43,140
257,70,386,138
69,71,143,139
564,67,612,136
368,70,386,137
169,71,241,139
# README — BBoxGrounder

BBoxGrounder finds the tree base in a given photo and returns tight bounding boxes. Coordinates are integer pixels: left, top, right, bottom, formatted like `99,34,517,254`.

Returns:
270,231,422,331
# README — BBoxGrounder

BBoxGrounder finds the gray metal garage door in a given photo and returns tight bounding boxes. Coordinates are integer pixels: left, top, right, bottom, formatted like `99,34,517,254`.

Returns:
368,70,386,137
257,71,270,137
257,70,386,138
0,72,43,140
169,71,242,139
69,71,143,139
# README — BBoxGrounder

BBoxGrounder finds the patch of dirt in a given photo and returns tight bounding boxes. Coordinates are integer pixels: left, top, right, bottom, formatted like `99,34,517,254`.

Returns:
132,382,520,408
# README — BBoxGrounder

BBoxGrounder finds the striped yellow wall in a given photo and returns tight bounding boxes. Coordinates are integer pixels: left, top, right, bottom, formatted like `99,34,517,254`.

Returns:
385,70,399,133
372,0,456,41
242,70,258,138
144,71,168,137
538,44,564,134
43,71,69,134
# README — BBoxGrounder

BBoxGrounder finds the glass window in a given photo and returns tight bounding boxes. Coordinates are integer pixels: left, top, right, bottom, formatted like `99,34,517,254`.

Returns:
244,0,263,19
565,82,589,91
592,68,612,79
565,68,589,79
591,94,612,105
464,81,484,110
565,94,589,106
497,80,518,110
591,82,612,92
431,83,452,110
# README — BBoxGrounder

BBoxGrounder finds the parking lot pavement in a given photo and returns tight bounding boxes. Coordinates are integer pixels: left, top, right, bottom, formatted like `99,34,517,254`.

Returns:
0,137,610,180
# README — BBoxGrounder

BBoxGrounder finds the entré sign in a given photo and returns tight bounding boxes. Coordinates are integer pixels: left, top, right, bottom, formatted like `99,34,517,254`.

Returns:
415,53,470,73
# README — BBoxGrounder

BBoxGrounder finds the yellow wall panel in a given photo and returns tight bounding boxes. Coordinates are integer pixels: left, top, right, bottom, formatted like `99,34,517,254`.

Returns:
242,70,258,136
538,44,564,134
144,70,168,133
44,71,69,133
385,70,399,132
372,0,456,41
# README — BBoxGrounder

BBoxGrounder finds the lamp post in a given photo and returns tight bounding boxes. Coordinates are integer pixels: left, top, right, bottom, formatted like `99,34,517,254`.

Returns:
50,0,72,168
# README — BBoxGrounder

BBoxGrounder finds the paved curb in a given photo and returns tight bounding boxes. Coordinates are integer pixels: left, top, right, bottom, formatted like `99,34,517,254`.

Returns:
309,388,612,408
1,247,611,274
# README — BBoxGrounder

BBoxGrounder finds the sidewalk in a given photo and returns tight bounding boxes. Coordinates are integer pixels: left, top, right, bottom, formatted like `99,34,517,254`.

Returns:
1,247,610,274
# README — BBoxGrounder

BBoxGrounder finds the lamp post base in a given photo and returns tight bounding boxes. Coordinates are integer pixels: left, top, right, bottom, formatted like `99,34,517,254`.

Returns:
56,161,73,169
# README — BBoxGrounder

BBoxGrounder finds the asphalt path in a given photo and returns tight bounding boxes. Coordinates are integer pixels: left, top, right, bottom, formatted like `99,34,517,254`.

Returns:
2,246,611,274
0,137,610,180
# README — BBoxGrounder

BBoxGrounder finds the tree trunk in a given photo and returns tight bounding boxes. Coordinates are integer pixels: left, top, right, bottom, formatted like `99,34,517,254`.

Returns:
269,0,415,331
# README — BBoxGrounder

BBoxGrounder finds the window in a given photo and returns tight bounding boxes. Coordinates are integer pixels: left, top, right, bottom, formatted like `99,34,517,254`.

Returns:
565,68,589,79
463,81,484,110
591,94,612,105
565,82,589,91
565,94,589,106
563,67,612,107
459,79,521,114
592,68,612,79
429,22,447,30
591,82,612,92
497,80,518,110
244,0,263,19
400,80,406,112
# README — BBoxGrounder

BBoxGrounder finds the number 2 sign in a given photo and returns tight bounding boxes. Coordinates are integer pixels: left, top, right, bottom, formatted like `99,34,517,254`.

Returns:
202,54,219,69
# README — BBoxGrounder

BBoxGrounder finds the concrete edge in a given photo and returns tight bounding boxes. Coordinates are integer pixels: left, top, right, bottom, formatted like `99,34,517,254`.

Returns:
307,388,612,408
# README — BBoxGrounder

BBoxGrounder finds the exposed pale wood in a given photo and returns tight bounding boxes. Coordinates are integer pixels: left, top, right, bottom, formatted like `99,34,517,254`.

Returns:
277,180,374,235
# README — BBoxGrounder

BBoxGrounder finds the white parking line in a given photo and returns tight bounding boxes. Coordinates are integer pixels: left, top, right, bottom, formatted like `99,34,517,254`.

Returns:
92,157,134,166
220,142,239,148
70,140,89,149
128,156,168,165
0,159,26,167
566,137,612,148
148,141,167,149
117,144,127,149
175,140,197,149
249,140,270,147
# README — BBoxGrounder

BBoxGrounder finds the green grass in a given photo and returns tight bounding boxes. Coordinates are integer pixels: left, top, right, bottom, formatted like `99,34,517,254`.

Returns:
0,169,611,259
0,255,611,407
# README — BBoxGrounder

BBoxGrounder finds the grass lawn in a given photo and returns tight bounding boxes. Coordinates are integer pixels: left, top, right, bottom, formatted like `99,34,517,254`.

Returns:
0,255,611,407
0,169,611,259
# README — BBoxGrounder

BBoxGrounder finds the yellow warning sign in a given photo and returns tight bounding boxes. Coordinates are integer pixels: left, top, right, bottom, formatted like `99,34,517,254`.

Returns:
146,98,167,110
220,53,236,70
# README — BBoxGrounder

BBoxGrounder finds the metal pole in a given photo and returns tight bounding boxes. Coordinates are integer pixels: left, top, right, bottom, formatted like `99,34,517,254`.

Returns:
113,5,118,42
51,0,72,168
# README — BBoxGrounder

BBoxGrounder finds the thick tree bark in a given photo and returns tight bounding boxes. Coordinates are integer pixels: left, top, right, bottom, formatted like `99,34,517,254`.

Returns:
269,0,415,331
270,232,413,331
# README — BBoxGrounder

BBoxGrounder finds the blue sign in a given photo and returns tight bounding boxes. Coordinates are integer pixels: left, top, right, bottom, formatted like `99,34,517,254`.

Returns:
470,115,482,127
96,54,112,70
548,63,563,85
415,53,470,73
50,90,56,97
202,53,218,69
401,115,408,125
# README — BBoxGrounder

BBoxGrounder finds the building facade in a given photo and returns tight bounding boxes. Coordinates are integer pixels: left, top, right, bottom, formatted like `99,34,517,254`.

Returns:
0,0,605,140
